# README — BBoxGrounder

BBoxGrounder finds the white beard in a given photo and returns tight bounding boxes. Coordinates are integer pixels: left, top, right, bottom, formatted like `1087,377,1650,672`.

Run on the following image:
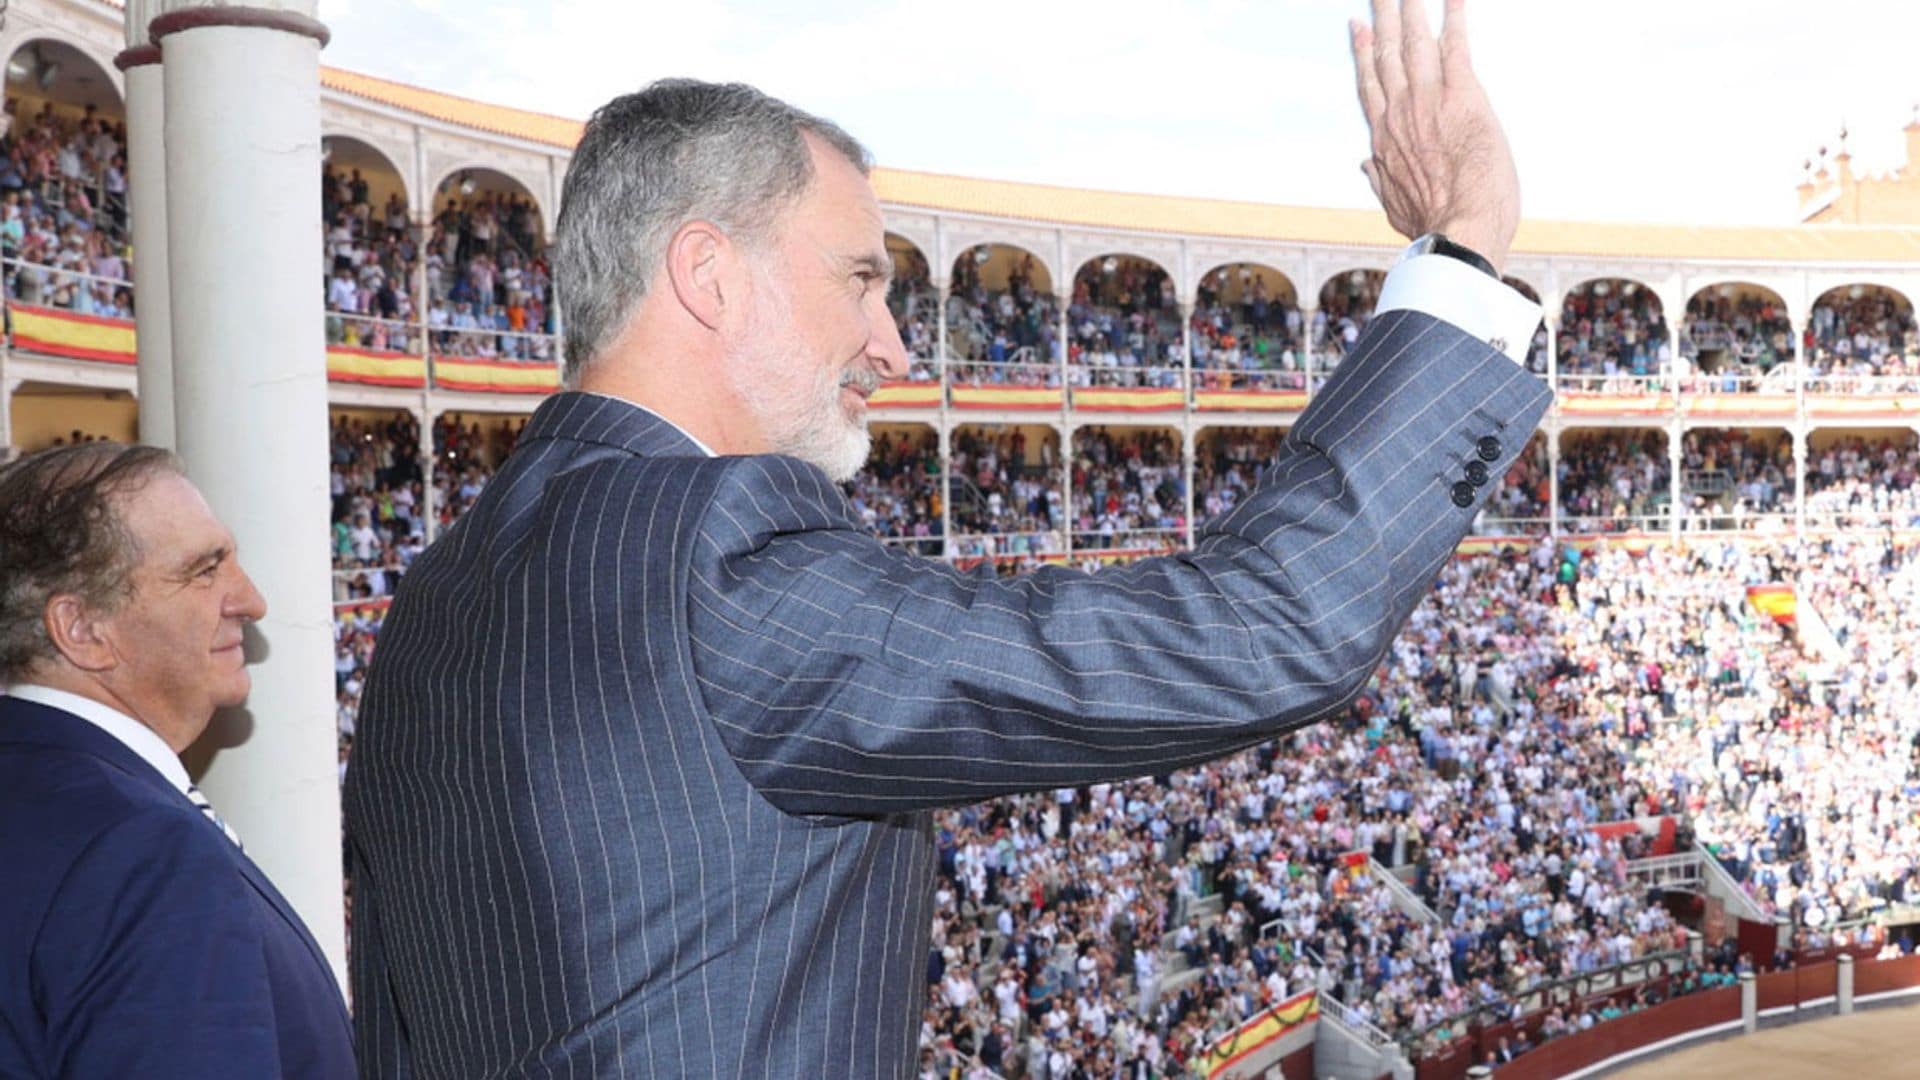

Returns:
728,269,874,483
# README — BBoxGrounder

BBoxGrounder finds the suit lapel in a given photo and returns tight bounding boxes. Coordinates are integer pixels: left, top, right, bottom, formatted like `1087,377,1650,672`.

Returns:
0,698,347,1010
230,846,350,1011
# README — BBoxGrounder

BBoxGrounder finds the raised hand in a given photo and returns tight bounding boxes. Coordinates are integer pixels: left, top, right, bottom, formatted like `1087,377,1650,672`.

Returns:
1351,0,1519,275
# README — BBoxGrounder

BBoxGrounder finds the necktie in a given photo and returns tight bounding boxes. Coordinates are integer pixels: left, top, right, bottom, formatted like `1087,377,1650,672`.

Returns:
185,784,245,852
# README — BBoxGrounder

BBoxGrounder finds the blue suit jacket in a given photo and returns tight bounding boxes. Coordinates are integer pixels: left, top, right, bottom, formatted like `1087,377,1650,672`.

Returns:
346,309,1552,1078
0,696,355,1078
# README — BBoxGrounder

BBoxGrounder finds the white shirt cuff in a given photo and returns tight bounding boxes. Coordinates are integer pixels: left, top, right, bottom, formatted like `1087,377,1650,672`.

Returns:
1375,254,1542,365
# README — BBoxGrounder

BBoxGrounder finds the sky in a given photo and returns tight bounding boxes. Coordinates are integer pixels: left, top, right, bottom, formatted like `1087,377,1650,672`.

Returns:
312,0,1920,227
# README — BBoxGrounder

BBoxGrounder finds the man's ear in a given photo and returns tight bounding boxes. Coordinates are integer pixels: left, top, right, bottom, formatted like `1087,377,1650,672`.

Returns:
44,594,118,674
664,221,731,332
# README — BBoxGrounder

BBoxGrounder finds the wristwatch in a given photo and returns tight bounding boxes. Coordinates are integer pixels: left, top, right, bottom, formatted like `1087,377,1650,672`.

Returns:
1402,233,1498,281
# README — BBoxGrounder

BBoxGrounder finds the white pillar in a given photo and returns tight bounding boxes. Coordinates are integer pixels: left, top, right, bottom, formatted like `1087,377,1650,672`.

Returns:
1301,307,1317,394
1838,953,1854,1015
937,420,953,560
1669,421,1684,539
1182,429,1196,547
1741,971,1757,1035
1547,422,1562,538
153,1,344,985
120,2,175,448
1792,428,1807,538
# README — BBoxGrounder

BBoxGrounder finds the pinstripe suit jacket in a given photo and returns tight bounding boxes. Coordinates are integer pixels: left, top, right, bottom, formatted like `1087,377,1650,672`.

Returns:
344,308,1552,1079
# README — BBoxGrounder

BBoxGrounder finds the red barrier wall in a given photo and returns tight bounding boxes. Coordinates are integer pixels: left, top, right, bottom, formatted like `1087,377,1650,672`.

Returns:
1756,963,1836,1012
1413,955,1920,1080
1856,954,1920,996
1488,987,1740,1079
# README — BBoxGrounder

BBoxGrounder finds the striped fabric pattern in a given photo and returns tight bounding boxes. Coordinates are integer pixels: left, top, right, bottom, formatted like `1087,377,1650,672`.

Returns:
185,782,244,852
344,308,1552,1079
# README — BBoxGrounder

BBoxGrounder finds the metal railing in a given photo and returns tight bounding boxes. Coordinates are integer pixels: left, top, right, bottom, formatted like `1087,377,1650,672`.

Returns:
3,257,134,315
1696,843,1776,923
1068,363,1186,390
1558,512,1671,535
428,323,557,364
1625,851,1705,893
1370,857,1441,925
1400,948,1690,1055
1677,369,1792,396
326,310,423,354
1472,514,1552,537
1804,371,1920,394
1317,990,1402,1053
946,356,1059,388
1189,366,1309,393
1554,372,1672,396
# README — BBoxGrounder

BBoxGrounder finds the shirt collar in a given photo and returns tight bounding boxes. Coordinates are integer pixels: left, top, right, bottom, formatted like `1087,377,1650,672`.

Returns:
573,390,718,458
3,683,192,795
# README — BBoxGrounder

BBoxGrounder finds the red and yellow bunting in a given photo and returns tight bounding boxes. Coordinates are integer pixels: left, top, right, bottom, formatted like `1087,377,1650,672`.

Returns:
1199,991,1319,1079
327,347,427,389
1807,394,1920,418
1557,393,1676,416
9,304,136,364
431,356,560,395
950,385,1062,410
334,596,393,620
868,381,940,408
1193,389,1307,412
1684,394,1796,419
1071,387,1185,412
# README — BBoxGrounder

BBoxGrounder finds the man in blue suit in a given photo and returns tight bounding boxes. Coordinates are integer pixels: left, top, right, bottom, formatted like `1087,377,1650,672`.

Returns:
0,443,355,1078
349,1,1549,1076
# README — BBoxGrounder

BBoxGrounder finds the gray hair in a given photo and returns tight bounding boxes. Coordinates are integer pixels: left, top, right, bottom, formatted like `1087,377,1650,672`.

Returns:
0,442,181,682
554,79,871,386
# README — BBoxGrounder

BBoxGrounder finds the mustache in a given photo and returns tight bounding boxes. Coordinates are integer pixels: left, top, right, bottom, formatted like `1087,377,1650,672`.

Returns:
840,367,882,395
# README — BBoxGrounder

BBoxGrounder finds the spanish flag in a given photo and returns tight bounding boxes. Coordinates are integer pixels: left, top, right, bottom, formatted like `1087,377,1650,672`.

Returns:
1747,584,1797,624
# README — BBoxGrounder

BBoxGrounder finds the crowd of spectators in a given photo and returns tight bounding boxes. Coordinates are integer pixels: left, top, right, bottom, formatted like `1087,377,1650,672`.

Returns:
1189,267,1306,393
322,166,417,352
1,99,132,315
947,251,1060,386
1805,290,1917,384
912,534,1861,1075
1557,430,1671,533
328,411,425,604
1556,281,1669,386
1803,435,1920,530
1683,292,1794,381
1066,258,1183,389
1068,427,1184,552
1477,433,1551,534
1654,534,1920,932
1312,272,1383,376
846,426,943,554
947,426,1066,563
1678,429,1792,532
424,191,554,362
889,245,940,380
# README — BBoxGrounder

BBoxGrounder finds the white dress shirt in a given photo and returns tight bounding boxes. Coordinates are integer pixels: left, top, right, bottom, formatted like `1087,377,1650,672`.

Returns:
1377,253,1542,365
4,683,193,797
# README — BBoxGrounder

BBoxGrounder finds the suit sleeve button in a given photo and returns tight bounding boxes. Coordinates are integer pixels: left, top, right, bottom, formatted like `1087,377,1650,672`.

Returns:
1466,460,1491,487
1451,482,1476,508
1477,436,1502,462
